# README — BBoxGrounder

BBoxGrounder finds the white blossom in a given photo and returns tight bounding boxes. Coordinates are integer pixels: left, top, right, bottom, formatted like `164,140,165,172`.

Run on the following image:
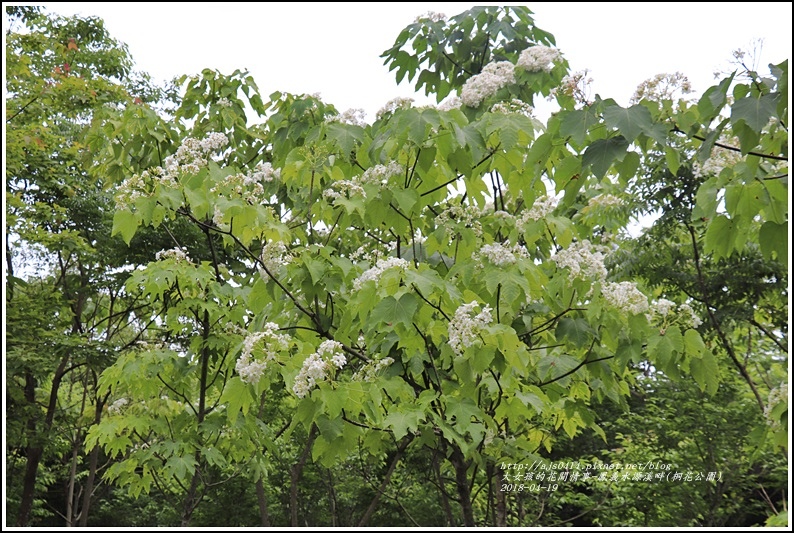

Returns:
586,194,625,210
552,240,609,280
550,70,593,105
461,61,515,108
473,242,528,267
414,11,446,23
631,72,693,104
520,194,558,223
693,137,743,179
108,398,129,415
352,257,409,291
517,46,562,73
235,323,291,384
353,357,395,381
293,340,347,398
216,97,232,108
155,247,192,263
764,382,788,429
601,281,649,315
436,203,484,237
258,240,292,279
327,108,367,127
438,96,462,111
490,98,534,117
448,301,493,356
376,97,415,120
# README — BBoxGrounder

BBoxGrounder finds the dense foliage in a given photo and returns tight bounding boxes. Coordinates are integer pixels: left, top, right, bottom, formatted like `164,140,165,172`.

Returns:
5,6,788,527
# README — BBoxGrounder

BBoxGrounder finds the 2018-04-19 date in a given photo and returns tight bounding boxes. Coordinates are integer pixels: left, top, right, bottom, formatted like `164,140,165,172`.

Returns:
501,484,559,492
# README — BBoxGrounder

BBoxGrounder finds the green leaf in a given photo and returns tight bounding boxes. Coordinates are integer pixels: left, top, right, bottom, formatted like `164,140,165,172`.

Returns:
326,122,365,154
703,215,737,259
759,221,788,265
690,350,719,395
602,104,654,143
731,93,779,133
370,293,419,328
581,136,629,178
111,209,138,245
684,329,705,357
555,317,593,348
220,377,254,424
537,354,581,382
383,409,424,439
559,108,599,145
665,145,680,175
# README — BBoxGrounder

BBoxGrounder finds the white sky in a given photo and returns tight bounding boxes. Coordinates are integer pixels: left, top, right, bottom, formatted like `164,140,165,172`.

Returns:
29,2,793,120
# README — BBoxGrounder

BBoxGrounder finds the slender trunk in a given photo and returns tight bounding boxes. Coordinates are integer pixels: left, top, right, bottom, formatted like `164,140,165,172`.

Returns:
180,309,212,527
495,467,507,526
433,451,455,526
78,396,104,527
358,435,413,526
66,436,80,526
449,445,475,527
256,479,271,527
18,354,69,526
290,425,318,526
327,469,337,526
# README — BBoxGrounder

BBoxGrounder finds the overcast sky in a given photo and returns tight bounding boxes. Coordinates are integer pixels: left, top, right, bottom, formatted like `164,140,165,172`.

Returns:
30,2,792,120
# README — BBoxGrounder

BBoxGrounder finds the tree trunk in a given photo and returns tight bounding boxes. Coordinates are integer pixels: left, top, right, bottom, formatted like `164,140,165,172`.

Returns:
433,451,455,526
290,425,317,526
358,435,413,526
495,467,507,526
449,445,475,527
78,396,104,527
256,478,271,527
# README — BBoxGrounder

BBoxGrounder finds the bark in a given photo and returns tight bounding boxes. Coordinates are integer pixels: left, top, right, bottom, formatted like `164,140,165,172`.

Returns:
449,445,475,527
358,435,413,526
290,425,318,526
495,467,507,527
78,396,104,527
256,479,271,527
433,451,455,526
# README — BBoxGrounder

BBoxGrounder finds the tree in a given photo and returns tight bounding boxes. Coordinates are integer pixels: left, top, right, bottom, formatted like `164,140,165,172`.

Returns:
5,7,173,525
7,5,787,527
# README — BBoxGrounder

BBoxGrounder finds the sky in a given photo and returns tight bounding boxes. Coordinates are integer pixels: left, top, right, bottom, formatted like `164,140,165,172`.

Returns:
26,2,794,121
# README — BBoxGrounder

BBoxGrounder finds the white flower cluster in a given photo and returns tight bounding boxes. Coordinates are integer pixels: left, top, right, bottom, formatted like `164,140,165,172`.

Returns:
520,194,558,223
473,242,528,267
646,299,702,329
436,203,484,236
490,98,535,117
323,162,402,202
235,322,291,384
517,45,562,73
155,247,192,263
550,70,592,105
376,97,415,120
209,162,280,205
353,357,395,381
552,239,609,280
293,340,347,398
327,108,367,127
414,11,446,23
461,61,516,108
693,137,743,179
630,72,693,104
448,301,493,356
438,96,462,111
764,382,788,429
601,281,649,315
582,194,626,214
108,397,129,415
352,257,409,291
115,133,229,210
216,97,232,108
258,240,292,278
